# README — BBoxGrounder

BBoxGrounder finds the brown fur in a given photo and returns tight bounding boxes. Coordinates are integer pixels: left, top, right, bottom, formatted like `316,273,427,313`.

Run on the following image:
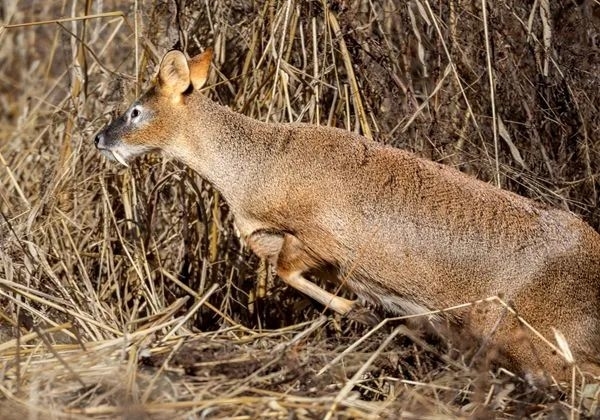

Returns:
94,49,600,383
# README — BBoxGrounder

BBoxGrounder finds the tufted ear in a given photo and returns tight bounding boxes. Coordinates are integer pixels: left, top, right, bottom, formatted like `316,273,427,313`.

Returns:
189,48,213,90
158,50,191,97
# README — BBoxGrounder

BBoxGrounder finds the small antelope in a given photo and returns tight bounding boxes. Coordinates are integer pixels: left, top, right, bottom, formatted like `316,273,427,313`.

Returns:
95,49,600,382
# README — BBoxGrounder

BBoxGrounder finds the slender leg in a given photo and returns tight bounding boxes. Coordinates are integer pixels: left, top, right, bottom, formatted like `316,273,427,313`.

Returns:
280,271,355,314
246,229,357,316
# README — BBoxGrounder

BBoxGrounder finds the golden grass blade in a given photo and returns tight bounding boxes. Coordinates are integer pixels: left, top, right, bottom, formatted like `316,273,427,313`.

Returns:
326,9,372,139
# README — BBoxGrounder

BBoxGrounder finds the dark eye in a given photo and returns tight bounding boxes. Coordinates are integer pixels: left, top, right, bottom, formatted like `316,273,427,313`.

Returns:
131,108,140,119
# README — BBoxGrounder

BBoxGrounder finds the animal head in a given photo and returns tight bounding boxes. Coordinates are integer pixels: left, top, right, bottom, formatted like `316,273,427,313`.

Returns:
94,49,213,166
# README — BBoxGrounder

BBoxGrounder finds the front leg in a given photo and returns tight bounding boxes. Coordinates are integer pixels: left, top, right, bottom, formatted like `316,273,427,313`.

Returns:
246,229,355,315
282,271,355,315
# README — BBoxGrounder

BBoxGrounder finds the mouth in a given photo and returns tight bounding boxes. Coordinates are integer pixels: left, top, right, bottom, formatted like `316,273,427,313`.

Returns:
98,148,130,167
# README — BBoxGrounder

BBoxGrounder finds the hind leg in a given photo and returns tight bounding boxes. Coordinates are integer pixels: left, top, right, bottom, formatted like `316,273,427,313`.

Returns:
469,298,577,384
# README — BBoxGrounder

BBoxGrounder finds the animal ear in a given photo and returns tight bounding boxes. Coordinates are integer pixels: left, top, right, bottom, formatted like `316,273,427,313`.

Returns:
158,50,191,96
189,48,213,90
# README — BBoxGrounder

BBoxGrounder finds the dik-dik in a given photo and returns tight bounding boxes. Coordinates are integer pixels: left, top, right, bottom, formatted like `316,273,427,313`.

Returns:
94,49,600,383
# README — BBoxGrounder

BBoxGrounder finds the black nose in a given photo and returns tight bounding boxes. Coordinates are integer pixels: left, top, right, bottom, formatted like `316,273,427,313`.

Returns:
94,132,103,148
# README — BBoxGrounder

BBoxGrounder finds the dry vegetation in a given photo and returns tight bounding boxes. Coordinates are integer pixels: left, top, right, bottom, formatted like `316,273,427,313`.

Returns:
1,0,600,418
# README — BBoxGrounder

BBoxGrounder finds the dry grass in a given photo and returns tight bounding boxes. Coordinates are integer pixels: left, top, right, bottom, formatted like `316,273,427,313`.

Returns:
1,0,599,418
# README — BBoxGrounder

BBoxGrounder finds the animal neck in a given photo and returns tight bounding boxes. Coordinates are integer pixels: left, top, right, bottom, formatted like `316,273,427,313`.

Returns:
164,94,280,209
